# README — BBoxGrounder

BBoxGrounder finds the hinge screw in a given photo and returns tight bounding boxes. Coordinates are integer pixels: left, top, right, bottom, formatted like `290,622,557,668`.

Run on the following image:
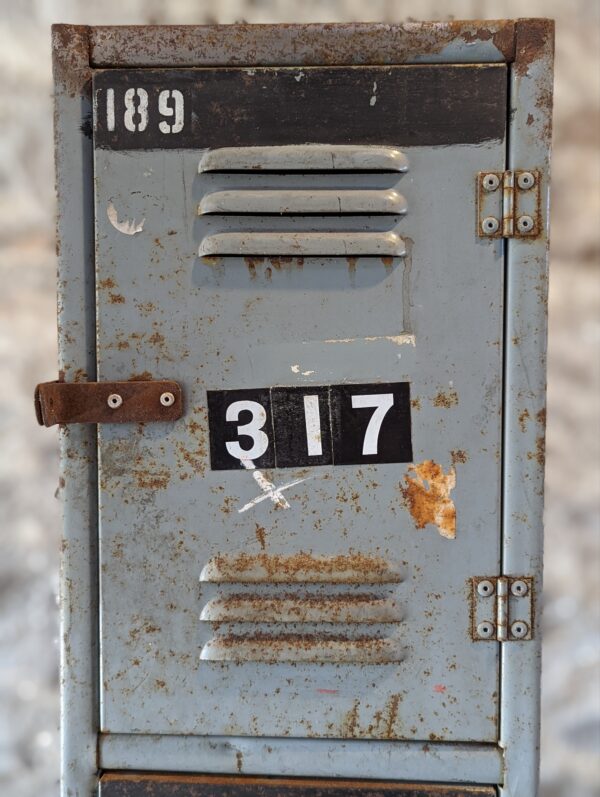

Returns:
160,392,175,407
517,215,535,234
517,172,536,190
482,173,500,192
107,393,123,409
482,217,500,235
477,621,495,639
478,579,495,597
511,621,529,639
511,580,529,597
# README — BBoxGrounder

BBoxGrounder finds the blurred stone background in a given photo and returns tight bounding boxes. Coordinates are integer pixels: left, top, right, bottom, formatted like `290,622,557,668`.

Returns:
0,0,598,795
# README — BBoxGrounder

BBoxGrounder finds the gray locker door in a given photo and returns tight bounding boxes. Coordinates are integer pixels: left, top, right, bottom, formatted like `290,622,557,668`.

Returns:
94,65,506,741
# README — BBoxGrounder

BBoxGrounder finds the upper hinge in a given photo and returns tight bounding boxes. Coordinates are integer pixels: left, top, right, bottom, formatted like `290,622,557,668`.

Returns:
34,379,183,427
470,576,534,642
477,170,541,239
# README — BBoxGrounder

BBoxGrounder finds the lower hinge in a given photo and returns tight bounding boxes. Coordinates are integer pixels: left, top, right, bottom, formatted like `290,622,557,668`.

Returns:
477,170,541,239
471,576,534,642
34,379,183,427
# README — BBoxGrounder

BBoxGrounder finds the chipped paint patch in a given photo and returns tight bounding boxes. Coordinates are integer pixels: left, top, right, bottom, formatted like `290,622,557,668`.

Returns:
291,364,315,375
322,334,415,346
107,201,145,235
238,458,309,513
370,80,378,106
400,460,456,539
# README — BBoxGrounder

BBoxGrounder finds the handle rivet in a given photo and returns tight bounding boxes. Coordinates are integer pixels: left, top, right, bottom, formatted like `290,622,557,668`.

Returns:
107,393,123,409
160,392,175,407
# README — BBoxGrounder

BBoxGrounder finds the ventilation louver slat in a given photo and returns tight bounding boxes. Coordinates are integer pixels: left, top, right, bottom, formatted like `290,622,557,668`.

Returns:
197,145,408,258
199,554,405,665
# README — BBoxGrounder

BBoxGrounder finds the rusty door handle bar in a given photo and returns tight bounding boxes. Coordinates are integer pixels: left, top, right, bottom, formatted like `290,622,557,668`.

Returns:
34,380,183,427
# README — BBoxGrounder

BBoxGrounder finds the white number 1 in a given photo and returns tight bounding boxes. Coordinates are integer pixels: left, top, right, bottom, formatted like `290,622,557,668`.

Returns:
351,394,394,455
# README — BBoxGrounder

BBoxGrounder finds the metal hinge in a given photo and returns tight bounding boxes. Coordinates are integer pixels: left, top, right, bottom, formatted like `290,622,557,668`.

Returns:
470,576,534,642
477,170,541,239
34,379,183,427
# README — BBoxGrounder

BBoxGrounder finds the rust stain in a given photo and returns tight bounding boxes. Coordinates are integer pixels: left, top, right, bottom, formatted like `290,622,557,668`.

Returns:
514,18,555,78
518,408,531,433
536,407,547,426
254,524,267,550
432,389,459,408
201,551,402,583
108,292,126,304
235,750,243,773
133,466,170,490
450,449,468,466
527,436,546,467
400,460,456,540
410,397,421,411
52,24,90,98
98,277,116,290
342,700,360,737
384,693,402,738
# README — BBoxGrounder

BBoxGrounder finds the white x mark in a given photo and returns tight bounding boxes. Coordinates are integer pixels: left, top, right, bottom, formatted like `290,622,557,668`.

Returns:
238,458,309,513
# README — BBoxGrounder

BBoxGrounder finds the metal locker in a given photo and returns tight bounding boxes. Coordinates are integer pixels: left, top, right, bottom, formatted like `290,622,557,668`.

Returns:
37,19,554,797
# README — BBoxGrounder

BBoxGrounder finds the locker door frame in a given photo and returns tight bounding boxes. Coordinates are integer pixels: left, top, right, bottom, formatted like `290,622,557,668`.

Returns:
52,19,553,797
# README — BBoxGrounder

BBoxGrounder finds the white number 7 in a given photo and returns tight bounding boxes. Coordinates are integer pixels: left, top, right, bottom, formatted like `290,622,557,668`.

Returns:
351,393,394,455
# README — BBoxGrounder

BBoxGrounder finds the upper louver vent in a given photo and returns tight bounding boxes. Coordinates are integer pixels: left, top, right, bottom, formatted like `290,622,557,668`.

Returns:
197,145,408,258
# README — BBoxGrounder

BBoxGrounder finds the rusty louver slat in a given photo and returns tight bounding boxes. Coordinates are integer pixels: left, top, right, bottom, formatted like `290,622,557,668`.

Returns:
199,554,404,664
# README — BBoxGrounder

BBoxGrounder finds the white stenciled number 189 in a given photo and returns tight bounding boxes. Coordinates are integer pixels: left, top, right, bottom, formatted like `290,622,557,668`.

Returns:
351,393,394,455
105,88,184,134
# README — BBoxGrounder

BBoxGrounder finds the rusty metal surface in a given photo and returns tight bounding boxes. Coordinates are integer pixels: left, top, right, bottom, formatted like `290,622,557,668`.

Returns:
95,137,505,740
500,17,554,797
47,18,554,794
88,21,516,68
100,773,497,796
35,380,183,426
51,23,99,797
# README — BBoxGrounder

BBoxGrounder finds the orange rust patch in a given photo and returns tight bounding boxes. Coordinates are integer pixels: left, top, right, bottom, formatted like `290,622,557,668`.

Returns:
255,524,267,551
410,397,421,411
536,407,547,426
400,460,456,539
518,408,531,433
204,551,399,582
129,371,153,381
98,277,116,290
134,467,170,490
109,292,126,304
450,449,468,465
527,435,546,467
432,389,459,408
515,18,555,78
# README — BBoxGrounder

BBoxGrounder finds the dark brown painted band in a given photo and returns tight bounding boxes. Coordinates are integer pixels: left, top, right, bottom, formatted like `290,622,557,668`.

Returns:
34,380,183,426
93,65,507,150
100,773,497,797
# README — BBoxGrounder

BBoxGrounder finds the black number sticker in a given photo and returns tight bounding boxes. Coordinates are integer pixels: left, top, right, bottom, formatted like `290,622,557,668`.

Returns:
207,382,412,471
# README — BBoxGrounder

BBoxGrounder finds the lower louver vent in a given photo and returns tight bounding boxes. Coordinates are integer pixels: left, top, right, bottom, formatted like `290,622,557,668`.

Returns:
199,553,405,664
197,145,408,258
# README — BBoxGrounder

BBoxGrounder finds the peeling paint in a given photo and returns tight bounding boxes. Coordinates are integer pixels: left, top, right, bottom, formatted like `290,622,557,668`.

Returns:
400,460,456,539
107,200,145,235
323,334,415,346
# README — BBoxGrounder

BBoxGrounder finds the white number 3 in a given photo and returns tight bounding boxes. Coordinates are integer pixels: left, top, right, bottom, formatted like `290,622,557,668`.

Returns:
225,400,269,462
351,394,394,455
